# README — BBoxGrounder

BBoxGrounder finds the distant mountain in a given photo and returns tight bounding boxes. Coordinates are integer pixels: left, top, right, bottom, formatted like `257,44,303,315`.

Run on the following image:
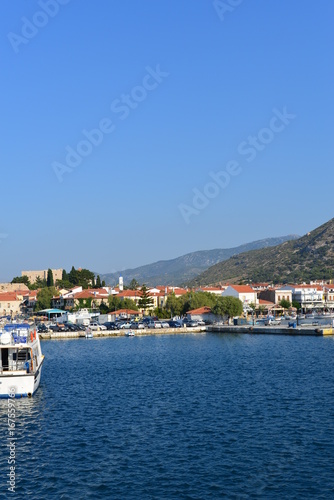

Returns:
189,218,334,286
99,235,299,286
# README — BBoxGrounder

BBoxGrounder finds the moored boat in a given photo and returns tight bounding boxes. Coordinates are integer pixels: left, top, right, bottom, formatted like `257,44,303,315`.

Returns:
125,330,135,336
0,324,44,398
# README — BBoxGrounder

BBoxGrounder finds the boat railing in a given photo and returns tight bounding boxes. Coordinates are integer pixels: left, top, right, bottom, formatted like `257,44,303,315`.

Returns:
0,359,33,374
0,329,36,346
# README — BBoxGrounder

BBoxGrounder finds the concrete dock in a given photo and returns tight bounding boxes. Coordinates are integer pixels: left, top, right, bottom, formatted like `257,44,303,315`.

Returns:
207,325,334,336
38,325,334,340
39,326,206,340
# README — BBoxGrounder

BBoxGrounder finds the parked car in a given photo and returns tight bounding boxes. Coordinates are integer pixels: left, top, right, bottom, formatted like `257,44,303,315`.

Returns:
49,324,64,332
187,320,199,327
203,319,213,325
168,320,182,328
64,323,77,332
90,322,102,331
119,322,132,329
160,321,170,328
103,322,118,330
37,323,48,333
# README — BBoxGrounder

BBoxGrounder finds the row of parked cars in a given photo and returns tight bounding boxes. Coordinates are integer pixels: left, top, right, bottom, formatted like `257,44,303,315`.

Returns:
36,317,213,334
37,322,88,333
102,317,210,330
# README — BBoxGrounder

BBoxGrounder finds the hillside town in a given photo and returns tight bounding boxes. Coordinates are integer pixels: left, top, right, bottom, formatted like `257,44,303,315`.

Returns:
1,267,334,325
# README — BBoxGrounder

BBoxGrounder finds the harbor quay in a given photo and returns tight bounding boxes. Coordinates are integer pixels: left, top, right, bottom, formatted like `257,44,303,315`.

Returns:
39,326,206,339
207,325,334,337
38,324,334,340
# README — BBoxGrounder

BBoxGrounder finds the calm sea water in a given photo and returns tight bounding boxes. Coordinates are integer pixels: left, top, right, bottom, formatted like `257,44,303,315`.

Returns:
1,332,334,499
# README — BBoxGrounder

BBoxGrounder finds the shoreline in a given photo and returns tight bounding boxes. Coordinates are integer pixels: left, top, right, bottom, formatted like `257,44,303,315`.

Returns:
38,324,334,340
39,326,206,340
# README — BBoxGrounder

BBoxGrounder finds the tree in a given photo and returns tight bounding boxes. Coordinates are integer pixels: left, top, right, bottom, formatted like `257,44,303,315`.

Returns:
249,302,257,312
223,296,243,318
96,275,101,288
129,279,139,290
212,296,243,319
34,276,47,289
35,287,57,311
11,275,30,287
62,269,68,281
107,295,138,312
47,269,54,287
279,299,291,310
292,300,301,311
165,293,183,317
153,307,170,319
67,266,95,289
68,266,79,285
138,284,154,313
101,280,106,287
99,302,109,314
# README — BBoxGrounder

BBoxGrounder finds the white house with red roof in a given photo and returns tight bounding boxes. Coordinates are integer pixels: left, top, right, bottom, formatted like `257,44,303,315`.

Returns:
186,306,216,322
221,285,257,305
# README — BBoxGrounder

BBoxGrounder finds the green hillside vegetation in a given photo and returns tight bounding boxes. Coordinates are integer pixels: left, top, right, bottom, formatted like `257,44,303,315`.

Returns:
189,218,334,286
99,235,299,286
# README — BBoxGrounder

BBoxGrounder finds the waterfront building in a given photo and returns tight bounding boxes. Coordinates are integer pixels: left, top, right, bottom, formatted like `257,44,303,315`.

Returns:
259,287,293,305
186,306,216,322
280,284,324,311
221,285,257,305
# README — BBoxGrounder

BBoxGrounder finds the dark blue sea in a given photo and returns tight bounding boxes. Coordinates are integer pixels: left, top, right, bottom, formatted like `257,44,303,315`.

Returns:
1,332,334,499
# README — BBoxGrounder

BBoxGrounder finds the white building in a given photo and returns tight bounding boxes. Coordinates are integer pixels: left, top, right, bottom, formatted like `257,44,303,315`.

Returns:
280,284,324,311
221,285,257,305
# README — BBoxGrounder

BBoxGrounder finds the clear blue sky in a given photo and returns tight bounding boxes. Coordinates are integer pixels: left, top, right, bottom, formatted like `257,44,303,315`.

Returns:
1,0,333,281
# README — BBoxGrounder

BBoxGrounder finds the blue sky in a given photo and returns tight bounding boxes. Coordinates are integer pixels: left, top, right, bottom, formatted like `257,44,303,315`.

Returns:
1,0,333,281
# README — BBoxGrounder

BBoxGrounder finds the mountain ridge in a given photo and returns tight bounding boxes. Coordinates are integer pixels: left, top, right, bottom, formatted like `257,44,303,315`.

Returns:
188,218,334,286
99,235,299,286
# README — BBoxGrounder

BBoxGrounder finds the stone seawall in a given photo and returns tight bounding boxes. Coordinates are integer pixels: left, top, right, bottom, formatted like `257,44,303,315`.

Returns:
207,325,334,336
39,326,206,340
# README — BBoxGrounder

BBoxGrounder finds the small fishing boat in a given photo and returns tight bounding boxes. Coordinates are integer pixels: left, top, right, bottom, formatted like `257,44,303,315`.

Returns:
0,324,44,398
125,330,135,337
85,328,93,338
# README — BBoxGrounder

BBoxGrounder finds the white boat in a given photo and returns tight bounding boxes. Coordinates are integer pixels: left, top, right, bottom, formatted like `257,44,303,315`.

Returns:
125,330,135,337
0,324,44,398
85,328,93,338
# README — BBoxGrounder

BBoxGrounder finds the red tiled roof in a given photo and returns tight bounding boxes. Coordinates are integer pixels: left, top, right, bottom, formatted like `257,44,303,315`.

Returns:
118,290,142,298
110,309,140,315
230,285,255,293
0,292,21,301
187,306,212,315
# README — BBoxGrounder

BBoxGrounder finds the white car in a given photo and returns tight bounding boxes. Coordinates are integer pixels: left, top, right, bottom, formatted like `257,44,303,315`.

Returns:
90,322,106,331
119,322,132,329
160,322,169,328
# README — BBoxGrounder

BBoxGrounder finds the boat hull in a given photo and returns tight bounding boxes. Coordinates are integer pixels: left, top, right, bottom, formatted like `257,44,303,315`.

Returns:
0,359,44,398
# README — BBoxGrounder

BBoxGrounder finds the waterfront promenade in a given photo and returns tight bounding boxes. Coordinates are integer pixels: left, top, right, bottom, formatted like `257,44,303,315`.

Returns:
38,324,334,339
